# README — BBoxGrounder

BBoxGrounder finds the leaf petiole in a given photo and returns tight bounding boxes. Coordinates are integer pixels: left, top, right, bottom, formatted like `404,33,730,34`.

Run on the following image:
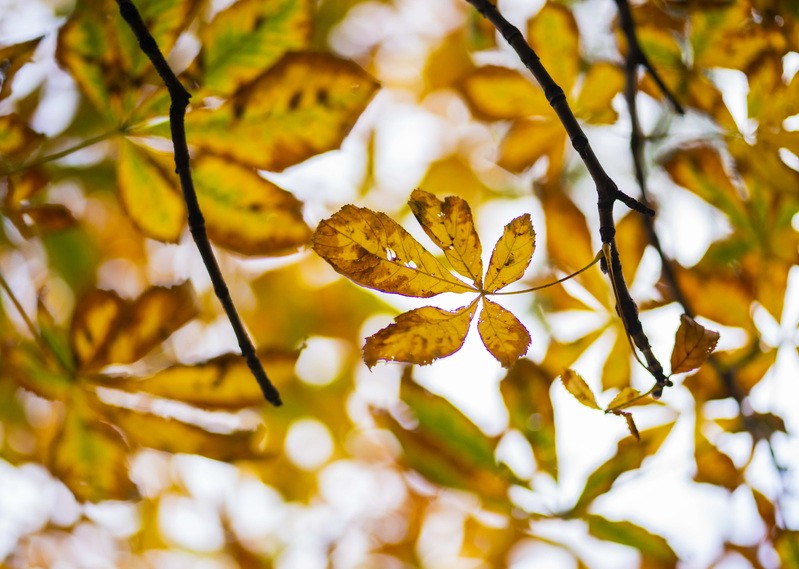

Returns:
1,128,123,176
489,250,603,296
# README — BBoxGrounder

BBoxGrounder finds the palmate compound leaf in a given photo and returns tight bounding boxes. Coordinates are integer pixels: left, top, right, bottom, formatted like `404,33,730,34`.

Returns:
484,214,536,292
477,298,531,367
363,300,478,368
670,314,720,374
408,189,483,287
313,205,475,297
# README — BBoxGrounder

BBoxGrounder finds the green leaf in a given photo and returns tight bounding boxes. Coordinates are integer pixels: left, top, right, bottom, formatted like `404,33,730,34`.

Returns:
586,514,678,568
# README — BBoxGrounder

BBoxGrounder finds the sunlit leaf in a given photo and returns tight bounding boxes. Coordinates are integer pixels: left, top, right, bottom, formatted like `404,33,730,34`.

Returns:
313,205,475,297
458,65,548,120
586,514,678,568
363,300,478,368
117,140,186,243
500,359,557,478
193,155,311,256
606,387,643,412
477,298,530,367
177,52,378,171
408,189,483,287
561,369,601,410
484,214,536,292
670,315,720,374
423,30,476,93
571,422,674,514
776,531,799,568
70,289,125,370
527,3,580,94
0,114,43,166
498,117,565,175
694,432,741,491
200,0,311,95
574,62,624,124
0,37,43,101
103,282,198,366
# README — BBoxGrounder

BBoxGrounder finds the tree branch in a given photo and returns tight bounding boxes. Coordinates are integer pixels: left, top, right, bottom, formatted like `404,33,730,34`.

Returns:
465,0,669,389
115,0,281,406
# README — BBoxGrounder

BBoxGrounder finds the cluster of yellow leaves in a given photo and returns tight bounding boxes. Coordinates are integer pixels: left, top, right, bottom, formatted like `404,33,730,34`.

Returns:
313,189,536,368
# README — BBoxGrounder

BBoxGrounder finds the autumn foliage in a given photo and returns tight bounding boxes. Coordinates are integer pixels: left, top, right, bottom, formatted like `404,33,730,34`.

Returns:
0,0,797,567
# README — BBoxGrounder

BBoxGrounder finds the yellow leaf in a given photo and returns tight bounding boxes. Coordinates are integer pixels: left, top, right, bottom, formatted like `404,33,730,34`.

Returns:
484,214,536,292
181,52,378,171
458,65,549,120
606,387,643,412
423,30,476,93
200,0,311,95
477,298,530,367
363,300,478,368
193,156,311,256
561,369,601,410
419,154,490,204
112,349,298,410
0,37,42,101
527,3,580,94
104,282,198,367
0,113,43,165
313,205,474,297
694,432,741,491
70,289,125,371
117,140,186,243
670,314,720,374
498,117,566,175
408,189,483,287
575,62,624,124
52,392,135,502
601,329,632,391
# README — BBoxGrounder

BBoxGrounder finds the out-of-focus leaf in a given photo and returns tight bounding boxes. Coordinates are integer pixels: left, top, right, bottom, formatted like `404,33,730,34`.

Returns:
673,266,754,332
111,349,298,410
104,405,264,461
19,203,77,233
477,298,530,367
670,315,720,374
0,37,43,101
418,154,490,205
498,117,565,175
752,488,777,533
313,205,474,297
199,0,310,95
193,156,310,256
484,214,536,292
776,531,799,568
363,300,478,368
70,289,125,370
408,189,483,287
601,329,632,390
585,514,678,568
177,52,378,171
571,422,674,514
561,369,601,410
117,140,186,243
694,432,741,491
423,30,475,93
0,114,43,166
500,359,557,478
458,65,548,120
4,343,73,400
574,63,624,124
51,392,135,502
377,378,516,509
104,282,198,366
527,3,580,93
687,346,776,402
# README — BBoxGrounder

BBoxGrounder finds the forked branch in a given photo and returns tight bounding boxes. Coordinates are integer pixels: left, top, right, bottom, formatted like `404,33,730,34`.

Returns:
465,0,670,389
115,0,281,406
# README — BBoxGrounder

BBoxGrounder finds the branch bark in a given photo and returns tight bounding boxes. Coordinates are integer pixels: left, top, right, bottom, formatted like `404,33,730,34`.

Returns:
115,0,281,406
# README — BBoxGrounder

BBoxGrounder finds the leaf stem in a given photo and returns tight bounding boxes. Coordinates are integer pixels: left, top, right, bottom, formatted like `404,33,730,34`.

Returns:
490,250,603,296
1,128,122,176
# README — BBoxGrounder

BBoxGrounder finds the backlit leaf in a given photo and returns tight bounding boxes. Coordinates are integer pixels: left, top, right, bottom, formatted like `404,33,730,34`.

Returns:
313,205,474,297
575,63,625,124
606,387,643,412
0,37,43,101
193,155,311,256
113,349,299,410
498,117,566,175
586,514,678,568
561,369,601,410
500,359,558,478
363,300,478,368
18,203,77,233
527,3,580,94
670,315,720,374
180,52,378,171
776,531,799,568
484,214,536,292
572,422,674,514
694,432,741,491
458,65,548,120
0,114,43,165
408,189,483,287
70,289,125,371
117,140,186,243
200,0,311,95
477,298,530,367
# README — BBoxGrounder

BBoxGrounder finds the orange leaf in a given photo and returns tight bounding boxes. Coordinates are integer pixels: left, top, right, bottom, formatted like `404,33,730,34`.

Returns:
561,369,601,410
313,205,475,297
408,189,483,287
363,300,478,368
670,314,720,374
484,214,536,292
477,298,530,367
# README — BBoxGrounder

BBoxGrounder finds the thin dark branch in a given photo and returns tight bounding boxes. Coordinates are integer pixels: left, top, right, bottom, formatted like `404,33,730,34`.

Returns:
465,0,669,388
614,0,684,115
115,0,281,406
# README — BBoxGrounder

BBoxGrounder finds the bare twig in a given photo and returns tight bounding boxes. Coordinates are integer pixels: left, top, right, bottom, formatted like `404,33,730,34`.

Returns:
115,0,281,406
465,0,670,389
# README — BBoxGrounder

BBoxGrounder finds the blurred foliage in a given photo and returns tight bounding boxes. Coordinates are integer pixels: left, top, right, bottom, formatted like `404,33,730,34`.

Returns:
0,0,797,567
